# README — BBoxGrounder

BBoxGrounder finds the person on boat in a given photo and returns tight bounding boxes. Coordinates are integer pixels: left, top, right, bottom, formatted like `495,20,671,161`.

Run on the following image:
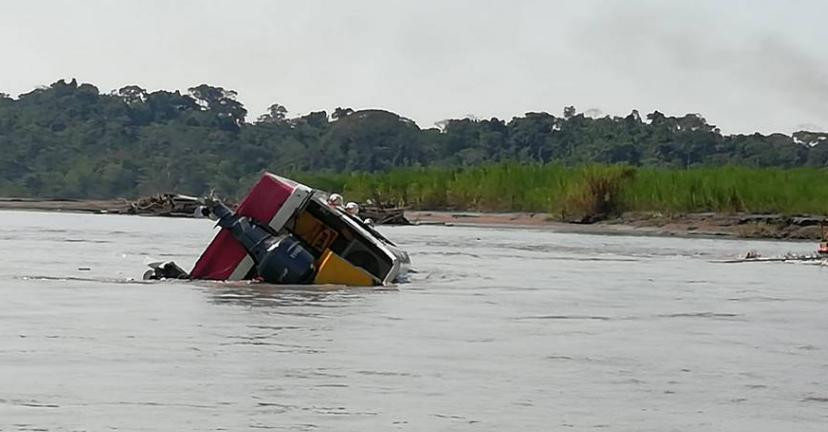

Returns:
327,193,343,208
345,202,359,216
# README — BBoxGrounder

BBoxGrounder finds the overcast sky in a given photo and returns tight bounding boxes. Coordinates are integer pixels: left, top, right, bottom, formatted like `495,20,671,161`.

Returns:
2,0,827,133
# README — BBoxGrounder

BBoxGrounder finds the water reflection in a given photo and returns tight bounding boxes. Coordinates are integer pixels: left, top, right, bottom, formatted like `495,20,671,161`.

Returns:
205,282,379,308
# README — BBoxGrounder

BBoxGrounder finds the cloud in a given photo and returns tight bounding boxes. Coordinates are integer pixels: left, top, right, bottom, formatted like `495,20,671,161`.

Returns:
570,1,828,133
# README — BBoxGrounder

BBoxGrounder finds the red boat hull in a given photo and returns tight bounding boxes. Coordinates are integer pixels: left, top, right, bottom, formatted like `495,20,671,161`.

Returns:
189,173,311,280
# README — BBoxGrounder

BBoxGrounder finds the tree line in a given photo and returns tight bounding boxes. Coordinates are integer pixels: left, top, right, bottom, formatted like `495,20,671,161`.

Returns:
1,79,826,199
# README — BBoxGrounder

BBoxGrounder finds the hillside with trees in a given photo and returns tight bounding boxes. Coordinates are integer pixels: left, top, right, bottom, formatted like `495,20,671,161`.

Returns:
1,79,826,199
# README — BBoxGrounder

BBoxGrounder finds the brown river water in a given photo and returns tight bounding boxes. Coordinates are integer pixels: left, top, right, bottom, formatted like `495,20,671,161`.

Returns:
1,210,827,431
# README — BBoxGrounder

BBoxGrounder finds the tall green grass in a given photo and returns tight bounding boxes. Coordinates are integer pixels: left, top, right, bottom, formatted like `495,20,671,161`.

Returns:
624,167,828,215
290,164,828,219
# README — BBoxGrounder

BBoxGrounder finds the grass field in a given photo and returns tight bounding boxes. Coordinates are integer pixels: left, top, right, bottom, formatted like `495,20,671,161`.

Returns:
291,164,828,220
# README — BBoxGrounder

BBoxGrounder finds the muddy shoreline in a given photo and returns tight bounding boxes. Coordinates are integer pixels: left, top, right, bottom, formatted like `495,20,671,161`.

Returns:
0,196,200,218
1,198,825,241
0,197,132,214
407,211,827,241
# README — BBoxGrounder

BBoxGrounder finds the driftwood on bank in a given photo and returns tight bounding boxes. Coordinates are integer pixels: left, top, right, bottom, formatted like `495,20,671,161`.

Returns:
359,204,410,225
125,194,204,217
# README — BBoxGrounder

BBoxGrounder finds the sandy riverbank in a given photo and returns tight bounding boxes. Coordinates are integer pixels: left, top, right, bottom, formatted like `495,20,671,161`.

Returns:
0,197,130,214
407,211,827,241
0,195,200,217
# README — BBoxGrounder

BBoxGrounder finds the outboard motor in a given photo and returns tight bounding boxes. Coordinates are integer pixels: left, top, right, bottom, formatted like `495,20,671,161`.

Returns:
207,200,317,284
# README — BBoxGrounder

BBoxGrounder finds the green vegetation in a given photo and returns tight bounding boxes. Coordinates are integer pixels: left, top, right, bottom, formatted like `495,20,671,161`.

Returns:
2,79,828,202
295,165,828,219
1,79,827,218
623,167,828,215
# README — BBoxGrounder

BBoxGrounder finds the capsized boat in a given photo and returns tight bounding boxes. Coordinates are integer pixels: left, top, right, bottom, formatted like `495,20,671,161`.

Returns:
145,172,410,286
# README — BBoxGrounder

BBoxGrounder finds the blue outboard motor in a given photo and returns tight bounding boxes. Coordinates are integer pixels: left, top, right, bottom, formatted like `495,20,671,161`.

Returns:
208,200,316,284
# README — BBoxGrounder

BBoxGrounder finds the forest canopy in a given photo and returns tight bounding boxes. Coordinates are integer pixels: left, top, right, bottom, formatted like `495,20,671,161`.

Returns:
1,79,826,199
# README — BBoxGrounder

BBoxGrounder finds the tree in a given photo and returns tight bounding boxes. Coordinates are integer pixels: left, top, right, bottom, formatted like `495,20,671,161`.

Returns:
332,107,354,121
257,103,288,124
188,84,247,130
115,85,147,105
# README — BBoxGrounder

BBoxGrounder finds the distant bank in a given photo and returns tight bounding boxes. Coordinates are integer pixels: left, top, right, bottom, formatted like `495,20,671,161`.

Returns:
4,163,828,241
1,198,824,242
3,79,828,201
406,211,825,241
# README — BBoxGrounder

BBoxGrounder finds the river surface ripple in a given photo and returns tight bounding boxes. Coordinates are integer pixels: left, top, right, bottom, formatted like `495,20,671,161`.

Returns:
1,211,827,431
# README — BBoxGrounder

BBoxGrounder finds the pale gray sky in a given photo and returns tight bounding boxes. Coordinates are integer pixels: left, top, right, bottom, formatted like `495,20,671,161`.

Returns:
2,0,827,133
